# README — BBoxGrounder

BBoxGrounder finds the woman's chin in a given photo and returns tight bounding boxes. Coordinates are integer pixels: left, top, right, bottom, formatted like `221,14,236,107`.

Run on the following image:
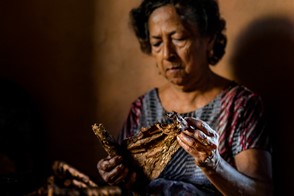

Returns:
167,78,186,87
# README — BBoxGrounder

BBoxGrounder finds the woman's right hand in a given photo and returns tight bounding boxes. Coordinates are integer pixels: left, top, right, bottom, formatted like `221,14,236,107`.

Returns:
97,155,136,187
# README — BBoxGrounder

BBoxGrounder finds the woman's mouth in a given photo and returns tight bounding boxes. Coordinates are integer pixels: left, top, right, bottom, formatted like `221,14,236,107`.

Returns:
166,65,183,72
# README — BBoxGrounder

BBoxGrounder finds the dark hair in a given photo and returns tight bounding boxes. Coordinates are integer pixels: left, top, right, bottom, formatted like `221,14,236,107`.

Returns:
129,0,227,65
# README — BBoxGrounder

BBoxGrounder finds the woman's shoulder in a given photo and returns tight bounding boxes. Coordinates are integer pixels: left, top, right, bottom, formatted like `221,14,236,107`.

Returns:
224,81,260,99
222,81,263,110
131,88,159,105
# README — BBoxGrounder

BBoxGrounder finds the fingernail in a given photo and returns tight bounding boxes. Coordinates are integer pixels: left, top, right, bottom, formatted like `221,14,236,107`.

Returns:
199,132,205,139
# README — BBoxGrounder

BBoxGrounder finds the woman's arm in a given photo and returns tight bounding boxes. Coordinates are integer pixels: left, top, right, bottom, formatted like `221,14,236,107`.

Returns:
177,118,272,196
203,149,272,196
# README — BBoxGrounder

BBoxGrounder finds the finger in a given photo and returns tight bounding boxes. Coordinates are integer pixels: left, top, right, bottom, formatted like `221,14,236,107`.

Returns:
177,134,217,167
177,134,194,155
97,159,105,172
177,134,211,159
97,156,126,184
177,133,207,153
104,163,126,184
185,118,216,137
113,165,129,184
98,155,123,171
181,129,217,149
194,130,217,149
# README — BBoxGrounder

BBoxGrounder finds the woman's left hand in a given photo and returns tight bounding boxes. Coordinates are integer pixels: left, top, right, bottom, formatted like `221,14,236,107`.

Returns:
177,117,220,170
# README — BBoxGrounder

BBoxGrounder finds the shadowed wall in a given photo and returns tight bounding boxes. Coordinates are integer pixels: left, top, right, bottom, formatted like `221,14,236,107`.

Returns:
231,15,294,195
0,0,98,191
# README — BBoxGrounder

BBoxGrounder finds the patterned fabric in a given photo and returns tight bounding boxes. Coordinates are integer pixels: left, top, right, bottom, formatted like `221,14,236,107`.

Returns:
118,81,270,195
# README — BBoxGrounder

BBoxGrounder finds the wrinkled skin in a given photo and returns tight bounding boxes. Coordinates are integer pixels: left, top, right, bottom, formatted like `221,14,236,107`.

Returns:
177,117,220,169
97,155,136,190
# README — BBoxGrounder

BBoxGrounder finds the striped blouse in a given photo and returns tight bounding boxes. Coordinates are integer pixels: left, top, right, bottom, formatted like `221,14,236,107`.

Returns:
118,81,270,195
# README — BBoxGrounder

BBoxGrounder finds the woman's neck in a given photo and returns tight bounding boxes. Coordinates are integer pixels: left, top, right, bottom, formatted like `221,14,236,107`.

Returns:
158,72,230,113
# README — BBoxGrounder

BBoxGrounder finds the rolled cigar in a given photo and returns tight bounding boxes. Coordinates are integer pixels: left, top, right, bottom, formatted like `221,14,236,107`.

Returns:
92,123,121,157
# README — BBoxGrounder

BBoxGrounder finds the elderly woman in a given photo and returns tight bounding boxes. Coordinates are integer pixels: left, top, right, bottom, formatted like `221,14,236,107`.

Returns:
97,0,272,195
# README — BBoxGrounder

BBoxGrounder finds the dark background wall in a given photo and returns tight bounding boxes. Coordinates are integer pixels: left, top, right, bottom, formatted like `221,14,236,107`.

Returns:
0,0,293,194
230,16,294,195
0,0,99,190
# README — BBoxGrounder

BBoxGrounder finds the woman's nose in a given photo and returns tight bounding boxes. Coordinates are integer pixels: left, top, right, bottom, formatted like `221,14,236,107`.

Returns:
163,42,176,60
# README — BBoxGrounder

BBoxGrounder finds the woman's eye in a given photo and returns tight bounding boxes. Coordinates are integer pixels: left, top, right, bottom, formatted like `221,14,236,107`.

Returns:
173,38,187,46
152,42,161,47
174,37,186,42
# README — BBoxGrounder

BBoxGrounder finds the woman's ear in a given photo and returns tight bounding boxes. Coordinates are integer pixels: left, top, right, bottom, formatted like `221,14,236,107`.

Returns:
206,35,217,65
207,35,216,51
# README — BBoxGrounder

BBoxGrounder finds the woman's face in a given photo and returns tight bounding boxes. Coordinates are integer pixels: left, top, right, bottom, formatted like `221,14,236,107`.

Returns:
148,5,212,87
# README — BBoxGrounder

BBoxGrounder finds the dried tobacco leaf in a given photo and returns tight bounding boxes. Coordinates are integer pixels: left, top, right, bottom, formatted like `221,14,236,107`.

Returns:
121,122,181,180
92,112,184,181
